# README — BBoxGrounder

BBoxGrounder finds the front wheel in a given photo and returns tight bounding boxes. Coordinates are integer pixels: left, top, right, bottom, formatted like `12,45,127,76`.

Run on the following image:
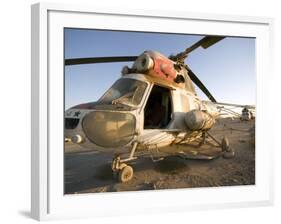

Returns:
118,165,134,183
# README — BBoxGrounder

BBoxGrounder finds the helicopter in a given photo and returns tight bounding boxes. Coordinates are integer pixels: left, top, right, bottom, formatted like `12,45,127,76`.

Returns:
64,35,255,183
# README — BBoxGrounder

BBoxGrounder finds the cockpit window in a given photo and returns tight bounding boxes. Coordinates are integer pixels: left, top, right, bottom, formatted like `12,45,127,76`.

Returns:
99,78,148,106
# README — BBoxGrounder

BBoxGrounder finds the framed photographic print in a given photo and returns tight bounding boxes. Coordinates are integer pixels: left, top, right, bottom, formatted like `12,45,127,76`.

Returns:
31,2,274,221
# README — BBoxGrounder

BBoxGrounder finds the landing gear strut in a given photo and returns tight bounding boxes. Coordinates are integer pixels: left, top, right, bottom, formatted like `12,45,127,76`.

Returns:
205,132,235,159
111,142,138,183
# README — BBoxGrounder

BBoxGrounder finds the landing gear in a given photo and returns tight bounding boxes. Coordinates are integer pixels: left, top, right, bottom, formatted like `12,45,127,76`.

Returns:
111,142,138,183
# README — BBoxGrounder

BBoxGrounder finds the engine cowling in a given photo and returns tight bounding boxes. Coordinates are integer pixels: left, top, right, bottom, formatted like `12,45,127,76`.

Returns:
133,53,154,72
184,110,215,131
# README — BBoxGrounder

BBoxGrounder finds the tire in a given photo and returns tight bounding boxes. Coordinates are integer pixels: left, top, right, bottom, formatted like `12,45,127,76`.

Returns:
118,165,134,183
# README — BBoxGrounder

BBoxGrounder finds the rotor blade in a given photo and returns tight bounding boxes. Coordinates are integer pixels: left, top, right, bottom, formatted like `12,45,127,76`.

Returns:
65,56,138,66
200,36,225,49
185,36,225,54
187,68,216,102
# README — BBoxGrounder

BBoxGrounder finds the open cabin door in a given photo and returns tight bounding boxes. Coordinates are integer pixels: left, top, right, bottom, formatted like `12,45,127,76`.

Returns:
138,84,178,148
143,85,172,129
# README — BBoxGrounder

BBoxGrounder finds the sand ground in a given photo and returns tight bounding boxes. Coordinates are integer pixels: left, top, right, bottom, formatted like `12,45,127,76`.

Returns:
64,118,255,194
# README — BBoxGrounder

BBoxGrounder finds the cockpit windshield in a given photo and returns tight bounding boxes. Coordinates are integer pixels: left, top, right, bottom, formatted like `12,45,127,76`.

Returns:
99,78,148,106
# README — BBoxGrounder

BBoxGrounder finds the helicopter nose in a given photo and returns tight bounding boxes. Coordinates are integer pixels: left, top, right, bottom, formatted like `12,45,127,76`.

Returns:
82,111,136,148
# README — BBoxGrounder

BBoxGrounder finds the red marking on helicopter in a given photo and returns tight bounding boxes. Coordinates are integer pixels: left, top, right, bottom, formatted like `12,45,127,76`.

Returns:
149,54,177,82
136,51,177,83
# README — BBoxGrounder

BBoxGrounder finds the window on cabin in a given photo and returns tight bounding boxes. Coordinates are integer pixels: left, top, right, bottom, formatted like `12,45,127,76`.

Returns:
99,78,147,106
144,85,172,129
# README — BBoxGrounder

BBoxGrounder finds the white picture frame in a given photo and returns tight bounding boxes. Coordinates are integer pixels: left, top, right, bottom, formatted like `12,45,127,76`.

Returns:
31,2,274,221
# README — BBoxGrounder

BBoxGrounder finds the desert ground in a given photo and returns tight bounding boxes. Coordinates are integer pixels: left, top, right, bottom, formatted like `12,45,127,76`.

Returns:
64,118,255,194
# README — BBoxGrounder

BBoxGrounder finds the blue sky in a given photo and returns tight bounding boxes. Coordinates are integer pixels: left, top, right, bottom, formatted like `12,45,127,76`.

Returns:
64,28,256,110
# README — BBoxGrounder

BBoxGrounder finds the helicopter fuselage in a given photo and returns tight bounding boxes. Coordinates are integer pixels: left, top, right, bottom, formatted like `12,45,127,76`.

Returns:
65,72,219,155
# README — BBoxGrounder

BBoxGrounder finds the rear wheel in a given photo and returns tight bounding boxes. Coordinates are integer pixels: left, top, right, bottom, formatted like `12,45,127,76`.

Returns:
221,137,235,159
221,137,230,152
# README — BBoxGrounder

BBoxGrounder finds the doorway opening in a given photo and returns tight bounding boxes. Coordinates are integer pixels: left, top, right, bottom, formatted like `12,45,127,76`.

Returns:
144,85,172,129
